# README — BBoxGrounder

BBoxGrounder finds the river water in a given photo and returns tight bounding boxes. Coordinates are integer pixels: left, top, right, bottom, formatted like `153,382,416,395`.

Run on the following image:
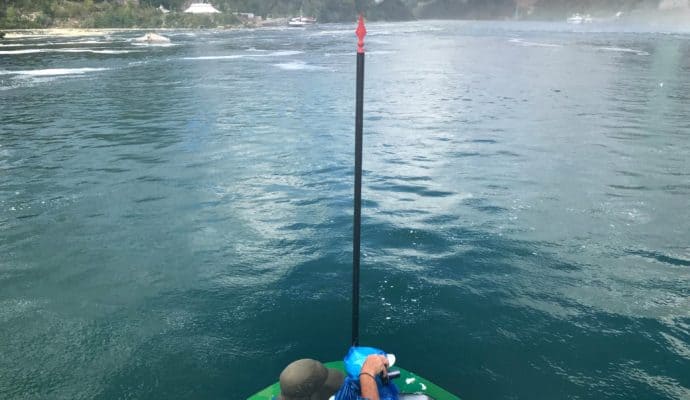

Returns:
1,20,689,400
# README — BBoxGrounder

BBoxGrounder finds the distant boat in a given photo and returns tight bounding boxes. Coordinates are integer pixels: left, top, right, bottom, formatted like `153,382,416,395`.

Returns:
133,32,171,44
567,13,593,24
287,14,316,27
567,13,584,24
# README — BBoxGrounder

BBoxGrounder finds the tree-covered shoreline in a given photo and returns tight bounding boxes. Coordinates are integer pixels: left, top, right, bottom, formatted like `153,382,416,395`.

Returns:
0,0,680,29
0,1,245,29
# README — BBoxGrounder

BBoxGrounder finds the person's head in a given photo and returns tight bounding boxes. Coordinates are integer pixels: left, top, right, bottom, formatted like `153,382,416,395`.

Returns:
279,359,344,400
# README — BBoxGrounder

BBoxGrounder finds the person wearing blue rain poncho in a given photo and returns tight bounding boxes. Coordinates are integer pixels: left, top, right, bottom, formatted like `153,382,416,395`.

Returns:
275,347,398,400
335,347,399,400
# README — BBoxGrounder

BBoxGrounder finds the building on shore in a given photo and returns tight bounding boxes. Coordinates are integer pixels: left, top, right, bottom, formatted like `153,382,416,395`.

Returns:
184,2,221,14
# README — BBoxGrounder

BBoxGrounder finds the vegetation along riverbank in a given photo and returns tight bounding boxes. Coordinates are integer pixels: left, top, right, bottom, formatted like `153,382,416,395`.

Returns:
2,0,689,30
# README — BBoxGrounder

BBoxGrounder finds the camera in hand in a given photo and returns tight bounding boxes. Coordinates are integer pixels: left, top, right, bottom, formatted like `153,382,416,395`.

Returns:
381,369,401,385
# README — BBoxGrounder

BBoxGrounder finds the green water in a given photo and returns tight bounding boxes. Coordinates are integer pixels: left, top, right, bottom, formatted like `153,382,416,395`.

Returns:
1,21,689,399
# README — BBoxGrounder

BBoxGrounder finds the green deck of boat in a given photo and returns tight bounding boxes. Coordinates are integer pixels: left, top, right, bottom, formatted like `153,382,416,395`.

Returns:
248,361,460,400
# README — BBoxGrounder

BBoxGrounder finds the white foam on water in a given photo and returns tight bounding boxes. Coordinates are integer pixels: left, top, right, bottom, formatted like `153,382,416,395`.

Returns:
599,46,649,56
54,48,137,54
267,50,303,57
660,332,690,360
324,52,350,57
273,61,326,71
75,40,109,44
509,38,562,48
131,42,177,47
182,50,302,61
0,49,42,54
62,40,112,45
182,55,245,60
525,41,561,48
0,48,135,55
309,30,350,37
0,40,110,47
369,30,392,36
0,67,109,77
93,49,135,54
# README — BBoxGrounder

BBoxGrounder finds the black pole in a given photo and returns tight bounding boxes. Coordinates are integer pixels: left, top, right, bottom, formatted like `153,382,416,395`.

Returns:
352,15,366,347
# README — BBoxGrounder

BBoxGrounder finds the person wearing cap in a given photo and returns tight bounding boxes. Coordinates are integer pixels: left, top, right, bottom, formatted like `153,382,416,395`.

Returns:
278,354,389,400
279,359,344,400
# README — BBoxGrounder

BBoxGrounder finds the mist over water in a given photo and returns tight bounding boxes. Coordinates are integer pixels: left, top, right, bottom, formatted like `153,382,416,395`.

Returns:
1,21,689,400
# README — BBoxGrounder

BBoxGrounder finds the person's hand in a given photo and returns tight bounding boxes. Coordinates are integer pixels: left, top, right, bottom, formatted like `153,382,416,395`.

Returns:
361,354,389,377
359,354,389,400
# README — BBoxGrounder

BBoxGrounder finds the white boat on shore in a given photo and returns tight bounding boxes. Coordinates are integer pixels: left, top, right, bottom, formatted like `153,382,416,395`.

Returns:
567,13,583,24
566,13,594,25
287,15,317,27
567,13,593,24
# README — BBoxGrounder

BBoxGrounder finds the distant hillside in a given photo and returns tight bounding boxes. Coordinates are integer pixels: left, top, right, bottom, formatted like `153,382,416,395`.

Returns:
0,0,686,29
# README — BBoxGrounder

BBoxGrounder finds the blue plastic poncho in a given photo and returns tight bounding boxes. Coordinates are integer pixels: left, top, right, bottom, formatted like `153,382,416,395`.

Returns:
334,346,399,400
